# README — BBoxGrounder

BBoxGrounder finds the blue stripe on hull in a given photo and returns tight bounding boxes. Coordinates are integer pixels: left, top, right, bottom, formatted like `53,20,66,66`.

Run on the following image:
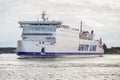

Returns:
17,52,103,56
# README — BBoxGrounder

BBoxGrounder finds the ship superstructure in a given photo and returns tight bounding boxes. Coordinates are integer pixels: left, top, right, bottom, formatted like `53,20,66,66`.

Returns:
17,12,104,57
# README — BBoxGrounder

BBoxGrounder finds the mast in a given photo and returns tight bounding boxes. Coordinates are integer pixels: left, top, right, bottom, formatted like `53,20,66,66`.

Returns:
41,11,47,21
80,21,82,32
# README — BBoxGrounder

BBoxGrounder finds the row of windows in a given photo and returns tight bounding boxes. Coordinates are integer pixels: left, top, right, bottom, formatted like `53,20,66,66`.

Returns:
46,37,55,40
23,27,56,32
21,24,59,27
23,33,53,36
30,24,58,25
78,44,97,51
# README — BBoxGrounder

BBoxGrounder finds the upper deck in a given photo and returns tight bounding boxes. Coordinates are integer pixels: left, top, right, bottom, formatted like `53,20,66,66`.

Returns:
19,21,61,28
18,12,62,43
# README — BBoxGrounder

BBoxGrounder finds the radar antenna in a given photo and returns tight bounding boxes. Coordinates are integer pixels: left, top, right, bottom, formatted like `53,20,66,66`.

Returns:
41,11,47,21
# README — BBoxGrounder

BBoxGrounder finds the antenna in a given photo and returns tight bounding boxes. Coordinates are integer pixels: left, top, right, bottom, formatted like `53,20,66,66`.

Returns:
41,11,46,21
47,14,49,21
80,21,82,32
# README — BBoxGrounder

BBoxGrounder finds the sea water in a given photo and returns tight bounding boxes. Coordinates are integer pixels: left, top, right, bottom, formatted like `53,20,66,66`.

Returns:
0,54,120,80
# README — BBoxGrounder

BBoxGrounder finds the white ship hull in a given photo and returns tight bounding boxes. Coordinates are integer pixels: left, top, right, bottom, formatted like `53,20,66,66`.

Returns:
17,13,104,57
17,34,104,57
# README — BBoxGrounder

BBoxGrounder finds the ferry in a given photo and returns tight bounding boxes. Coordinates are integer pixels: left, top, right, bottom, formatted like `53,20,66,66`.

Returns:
17,12,104,57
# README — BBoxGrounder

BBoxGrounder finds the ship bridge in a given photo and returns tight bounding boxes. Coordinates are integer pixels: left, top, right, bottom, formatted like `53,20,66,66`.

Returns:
19,21,61,26
19,20,62,44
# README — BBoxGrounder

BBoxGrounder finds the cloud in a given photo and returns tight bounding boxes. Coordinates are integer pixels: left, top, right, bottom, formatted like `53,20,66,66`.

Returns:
0,0,120,47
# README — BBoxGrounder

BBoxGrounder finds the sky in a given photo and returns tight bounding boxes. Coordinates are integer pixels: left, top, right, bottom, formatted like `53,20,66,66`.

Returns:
0,0,120,48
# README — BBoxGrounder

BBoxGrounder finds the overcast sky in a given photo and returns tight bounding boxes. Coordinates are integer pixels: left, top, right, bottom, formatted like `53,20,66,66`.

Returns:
0,0,120,48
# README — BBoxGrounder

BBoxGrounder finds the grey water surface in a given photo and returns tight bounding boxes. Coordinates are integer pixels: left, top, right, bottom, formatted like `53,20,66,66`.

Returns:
0,54,120,80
